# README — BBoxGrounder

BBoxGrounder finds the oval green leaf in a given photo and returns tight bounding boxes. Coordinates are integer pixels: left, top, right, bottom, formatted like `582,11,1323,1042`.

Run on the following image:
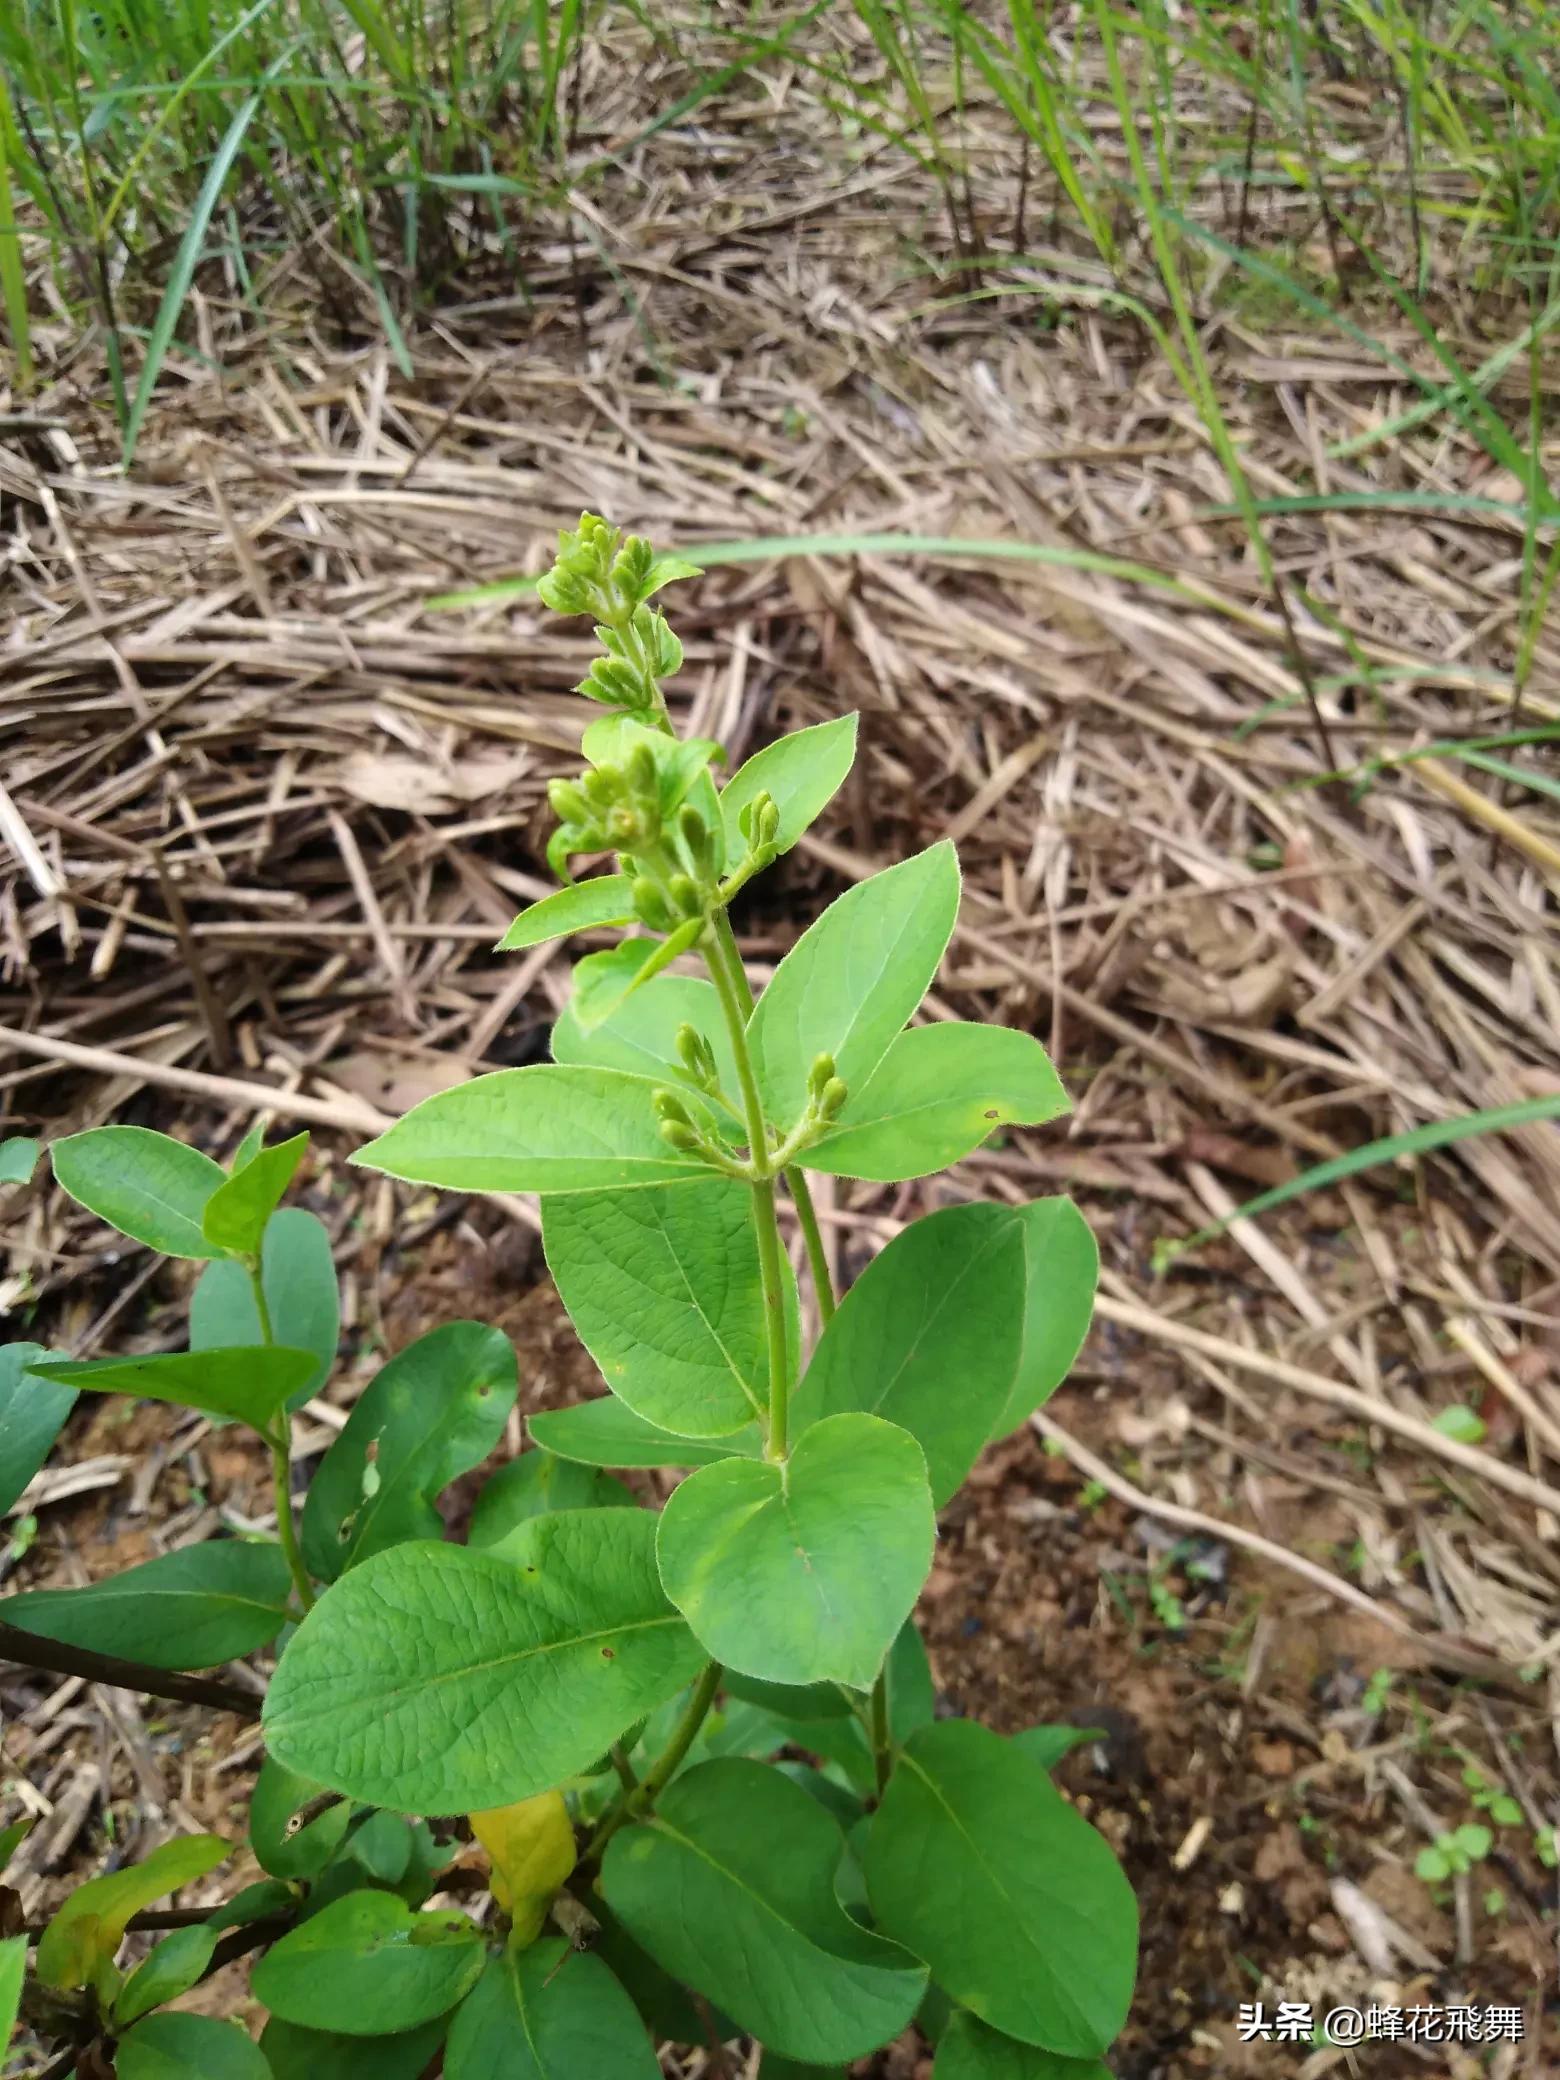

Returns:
749,842,961,1131
252,1890,484,2036
200,1132,309,1255
528,1398,762,1470
52,1126,226,1259
191,1207,340,1406
497,875,636,951
302,1322,517,1580
26,1346,316,1439
792,1203,1026,1506
261,2016,447,2080
718,713,859,862
468,1451,634,1547
0,1136,39,1185
990,1198,1098,1436
36,1834,230,1992
117,2013,272,2080
601,1758,925,2064
446,1940,661,2080
350,1066,718,1194
264,1510,704,1814
4,1539,293,1669
250,1757,355,1881
657,1412,935,1688
114,1923,220,2027
864,1721,1137,2057
0,1339,75,1515
544,1181,794,1438
808,1023,1069,1181
934,2010,1113,2079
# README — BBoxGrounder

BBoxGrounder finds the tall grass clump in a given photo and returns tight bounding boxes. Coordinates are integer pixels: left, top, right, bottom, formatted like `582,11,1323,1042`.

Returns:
0,0,593,451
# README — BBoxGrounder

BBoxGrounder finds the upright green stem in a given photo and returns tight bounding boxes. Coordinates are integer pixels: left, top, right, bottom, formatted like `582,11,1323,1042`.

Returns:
248,1262,315,1614
584,1660,723,1867
788,1168,836,1326
704,911,791,1461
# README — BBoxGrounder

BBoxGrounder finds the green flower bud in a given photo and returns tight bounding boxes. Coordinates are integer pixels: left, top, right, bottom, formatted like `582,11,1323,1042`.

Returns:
668,874,702,918
583,765,622,807
659,1120,700,1152
819,1077,848,1119
757,798,781,844
547,777,592,825
632,878,672,931
626,743,657,795
807,1052,837,1098
652,1089,693,1126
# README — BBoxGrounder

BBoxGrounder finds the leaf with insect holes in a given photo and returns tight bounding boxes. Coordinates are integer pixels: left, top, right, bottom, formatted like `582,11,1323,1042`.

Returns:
252,1891,484,2035
656,1412,935,1688
191,1207,340,1405
544,1181,798,1438
468,1451,635,1546
469,1792,575,1944
933,2011,1114,2080
865,1721,1137,2057
26,1347,316,1438
718,713,859,865
52,1125,227,1259
36,1834,230,1992
528,1398,762,1470
749,843,961,1132
4,1539,293,1669
807,1023,1069,1181
791,1203,1027,1507
199,1132,309,1256
601,1758,926,2064
446,1940,662,2080
117,2013,273,2080
351,1066,720,1194
497,876,636,951
301,1322,517,1580
264,1511,703,1814
0,1339,76,1515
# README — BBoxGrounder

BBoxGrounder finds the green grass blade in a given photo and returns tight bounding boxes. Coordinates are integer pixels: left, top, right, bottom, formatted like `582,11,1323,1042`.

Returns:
0,70,31,385
1171,1094,1560,1258
426,529,1245,616
122,67,275,465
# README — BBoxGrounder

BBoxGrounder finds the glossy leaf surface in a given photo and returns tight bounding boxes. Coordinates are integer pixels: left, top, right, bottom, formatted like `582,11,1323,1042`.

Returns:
445,1941,661,2080
52,1126,226,1259
252,1890,483,2035
528,1398,761,1469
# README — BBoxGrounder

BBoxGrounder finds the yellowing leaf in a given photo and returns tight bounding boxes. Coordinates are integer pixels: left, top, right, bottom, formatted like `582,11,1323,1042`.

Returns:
470,1793,576,1944
36,1834,230,1992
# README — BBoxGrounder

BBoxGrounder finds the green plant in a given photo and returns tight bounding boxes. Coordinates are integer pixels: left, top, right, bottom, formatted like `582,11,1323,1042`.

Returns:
2,514,1133,2075
1415,1822,1492,1883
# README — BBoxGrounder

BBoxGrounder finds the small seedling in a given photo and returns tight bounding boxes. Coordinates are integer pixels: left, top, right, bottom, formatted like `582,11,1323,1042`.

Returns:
1461,1762,1523,1829
0,516,1137,2076
1415,1822,1492,1882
